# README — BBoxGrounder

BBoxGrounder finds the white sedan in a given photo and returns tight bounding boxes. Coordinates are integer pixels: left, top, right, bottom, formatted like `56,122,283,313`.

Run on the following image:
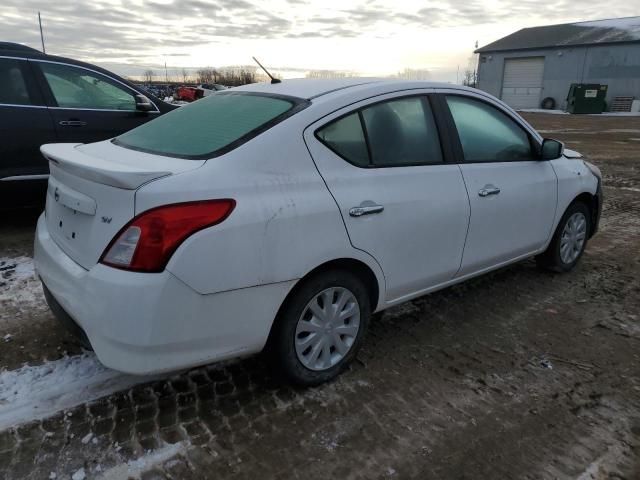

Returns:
34,79,602,385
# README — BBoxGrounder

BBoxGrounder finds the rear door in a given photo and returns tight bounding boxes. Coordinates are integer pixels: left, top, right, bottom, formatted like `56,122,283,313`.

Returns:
305,92,470,303
0,57,56,179
440,92,557,276
32,60,160,144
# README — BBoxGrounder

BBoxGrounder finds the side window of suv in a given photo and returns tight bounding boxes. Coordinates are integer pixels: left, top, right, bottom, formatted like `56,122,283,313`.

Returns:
39,62,136,111
446,95,534,162
316,96,443,167
0,59,32,106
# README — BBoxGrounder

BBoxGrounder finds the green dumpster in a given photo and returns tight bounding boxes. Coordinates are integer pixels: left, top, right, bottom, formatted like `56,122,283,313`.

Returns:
566,84,608,114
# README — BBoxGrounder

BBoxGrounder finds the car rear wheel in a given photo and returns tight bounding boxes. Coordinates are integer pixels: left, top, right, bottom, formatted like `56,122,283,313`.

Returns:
536,201,591,272
268,270,371,386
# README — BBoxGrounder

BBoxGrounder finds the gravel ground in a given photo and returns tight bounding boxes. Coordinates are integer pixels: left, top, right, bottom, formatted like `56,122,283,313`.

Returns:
0,113,639,479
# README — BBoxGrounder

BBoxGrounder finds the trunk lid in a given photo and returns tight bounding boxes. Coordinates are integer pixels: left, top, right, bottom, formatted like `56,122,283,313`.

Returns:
42,141,205,269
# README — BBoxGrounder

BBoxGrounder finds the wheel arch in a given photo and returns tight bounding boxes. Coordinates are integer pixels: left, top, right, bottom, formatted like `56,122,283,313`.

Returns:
263,256,384,353
571,191,599,238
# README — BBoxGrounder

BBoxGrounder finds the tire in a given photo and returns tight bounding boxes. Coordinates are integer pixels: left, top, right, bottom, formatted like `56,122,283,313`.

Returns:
541,97,556,110
267,269,371,386
536,201,591,272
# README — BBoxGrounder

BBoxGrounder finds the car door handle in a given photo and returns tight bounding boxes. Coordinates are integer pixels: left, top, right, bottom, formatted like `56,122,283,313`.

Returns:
59,120,87,127
349,204,384,217
478,185,501,197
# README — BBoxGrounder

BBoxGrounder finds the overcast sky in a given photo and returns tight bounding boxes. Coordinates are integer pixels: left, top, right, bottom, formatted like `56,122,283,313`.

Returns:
1,0,638,82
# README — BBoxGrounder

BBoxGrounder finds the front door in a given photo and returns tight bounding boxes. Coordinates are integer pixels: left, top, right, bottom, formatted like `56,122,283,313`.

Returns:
443,94,557,276
305,93,470,303
32,60,157,144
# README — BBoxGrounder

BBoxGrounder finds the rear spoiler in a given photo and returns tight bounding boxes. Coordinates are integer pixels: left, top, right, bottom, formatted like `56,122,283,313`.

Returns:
41,143,171,190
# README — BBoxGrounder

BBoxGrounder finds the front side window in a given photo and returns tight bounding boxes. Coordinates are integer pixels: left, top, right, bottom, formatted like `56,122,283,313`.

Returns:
40,62,136,110
115,93,301,158
316,96,443,167
446,95,534,162
0,59,32,105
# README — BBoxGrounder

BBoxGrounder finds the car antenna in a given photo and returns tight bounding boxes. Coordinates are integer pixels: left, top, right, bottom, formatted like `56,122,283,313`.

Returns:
252,57,281,84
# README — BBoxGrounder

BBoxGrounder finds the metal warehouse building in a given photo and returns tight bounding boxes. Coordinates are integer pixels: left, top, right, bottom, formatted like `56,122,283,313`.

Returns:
476,17,640,111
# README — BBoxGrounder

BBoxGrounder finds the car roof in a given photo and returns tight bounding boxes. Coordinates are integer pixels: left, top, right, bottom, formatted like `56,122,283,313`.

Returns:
232,78,469,101
0,42,170,106
0,42,42,54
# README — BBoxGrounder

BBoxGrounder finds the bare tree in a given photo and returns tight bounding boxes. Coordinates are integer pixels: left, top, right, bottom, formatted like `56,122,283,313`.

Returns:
196,67,219,84
395,68,431,81
143,69,155,84
216,67,257,86
462,41,479,88
181,68,190,84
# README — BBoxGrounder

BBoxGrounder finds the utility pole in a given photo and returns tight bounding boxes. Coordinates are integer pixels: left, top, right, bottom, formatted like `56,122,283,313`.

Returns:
165,61,168,84
38,11,46,53
473,40,478,88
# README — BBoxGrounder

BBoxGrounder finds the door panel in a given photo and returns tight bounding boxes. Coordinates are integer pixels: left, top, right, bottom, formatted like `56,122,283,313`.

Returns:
306,93,470,302
442,93,558,275
457,161,557,275
33,60,157,144
0,58,56,178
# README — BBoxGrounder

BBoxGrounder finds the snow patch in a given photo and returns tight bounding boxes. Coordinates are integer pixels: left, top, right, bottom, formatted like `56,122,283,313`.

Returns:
97,442,188,479
518,109,568,115
0,353,158,430
71,468,85,480
0,256,48,322
578,17,640,37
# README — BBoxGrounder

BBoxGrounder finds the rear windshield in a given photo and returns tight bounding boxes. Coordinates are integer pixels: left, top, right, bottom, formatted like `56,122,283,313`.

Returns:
114,92,306,159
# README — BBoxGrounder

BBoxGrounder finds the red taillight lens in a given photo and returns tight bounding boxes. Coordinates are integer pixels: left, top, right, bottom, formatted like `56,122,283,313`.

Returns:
100,200,235,273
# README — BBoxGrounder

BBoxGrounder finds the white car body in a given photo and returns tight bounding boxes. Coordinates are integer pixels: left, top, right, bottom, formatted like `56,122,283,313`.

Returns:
34,79,601,375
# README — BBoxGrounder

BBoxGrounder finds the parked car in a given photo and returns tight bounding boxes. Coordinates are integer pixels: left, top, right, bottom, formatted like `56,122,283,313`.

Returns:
34,79,602,385
0,42,176,206
198,84,228,96
175,86,204,102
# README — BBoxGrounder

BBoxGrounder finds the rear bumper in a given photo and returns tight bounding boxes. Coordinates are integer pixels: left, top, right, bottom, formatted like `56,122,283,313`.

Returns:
34,213,295,375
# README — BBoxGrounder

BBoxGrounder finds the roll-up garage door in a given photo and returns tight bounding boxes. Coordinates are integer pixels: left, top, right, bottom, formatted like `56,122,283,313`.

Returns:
500,57,545,109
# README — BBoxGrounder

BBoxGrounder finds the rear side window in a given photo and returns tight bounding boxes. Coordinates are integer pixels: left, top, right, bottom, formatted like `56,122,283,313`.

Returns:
362,97,442,166
316,113,369,167
316,96,443,167
115,93,303,159
0,59,32,105
446,95,533,162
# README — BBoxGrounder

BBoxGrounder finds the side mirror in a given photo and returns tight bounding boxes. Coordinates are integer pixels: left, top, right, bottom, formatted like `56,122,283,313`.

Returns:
540,138,564,160
135,94,155,112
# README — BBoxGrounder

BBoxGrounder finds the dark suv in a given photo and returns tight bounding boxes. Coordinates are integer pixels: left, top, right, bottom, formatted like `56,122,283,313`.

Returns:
0,42,176,206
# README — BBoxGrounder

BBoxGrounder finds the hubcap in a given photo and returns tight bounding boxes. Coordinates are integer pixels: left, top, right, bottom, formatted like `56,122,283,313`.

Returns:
560,212,587,264
295,287,360,371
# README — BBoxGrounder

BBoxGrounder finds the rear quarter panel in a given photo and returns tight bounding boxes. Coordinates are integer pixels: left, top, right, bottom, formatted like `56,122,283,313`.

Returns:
135,119,386,305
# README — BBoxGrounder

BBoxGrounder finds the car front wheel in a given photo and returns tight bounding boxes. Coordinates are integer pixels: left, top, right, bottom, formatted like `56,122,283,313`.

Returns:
537,201,591,272
268,270,371,386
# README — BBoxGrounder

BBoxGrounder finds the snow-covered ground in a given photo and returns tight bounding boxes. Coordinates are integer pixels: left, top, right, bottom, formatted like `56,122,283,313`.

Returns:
0,255,47,320
0,352,158,430
519,109,640,116
97,442,188,479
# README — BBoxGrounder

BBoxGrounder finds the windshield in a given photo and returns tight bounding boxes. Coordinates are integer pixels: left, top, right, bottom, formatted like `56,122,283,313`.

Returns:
114,92,306,159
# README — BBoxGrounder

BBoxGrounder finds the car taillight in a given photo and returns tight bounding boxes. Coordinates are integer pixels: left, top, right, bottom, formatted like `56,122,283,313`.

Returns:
100,200,235,273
